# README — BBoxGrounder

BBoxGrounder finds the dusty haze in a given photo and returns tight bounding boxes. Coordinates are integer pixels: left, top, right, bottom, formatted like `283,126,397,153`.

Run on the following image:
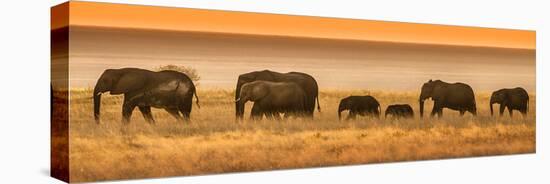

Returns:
67,26,535,91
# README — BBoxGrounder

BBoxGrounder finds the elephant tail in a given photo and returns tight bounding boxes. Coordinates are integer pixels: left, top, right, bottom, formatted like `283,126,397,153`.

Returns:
472,100,478,116
316,96,321,112
194,90,201,109
526,98,529,113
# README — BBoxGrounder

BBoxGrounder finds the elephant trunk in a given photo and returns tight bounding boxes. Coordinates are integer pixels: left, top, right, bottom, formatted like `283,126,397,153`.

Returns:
418,90,429,118
419,99,425,117
235,98,247,120
93,87,102,124
235,80,244,120
338,103,344,121
489,96,495,116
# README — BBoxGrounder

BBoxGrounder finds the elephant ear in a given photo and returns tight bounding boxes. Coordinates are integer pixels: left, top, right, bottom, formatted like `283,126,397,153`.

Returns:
111,72,148,94
339,98,348,108
251,83,270,101
502,90,511,104
431,84,445,100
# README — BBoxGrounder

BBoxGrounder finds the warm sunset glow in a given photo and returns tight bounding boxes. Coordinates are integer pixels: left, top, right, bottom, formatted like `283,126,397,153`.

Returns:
52,1,535,49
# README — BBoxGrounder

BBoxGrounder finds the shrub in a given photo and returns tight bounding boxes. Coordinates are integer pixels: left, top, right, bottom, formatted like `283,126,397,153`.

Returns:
155,65,201,84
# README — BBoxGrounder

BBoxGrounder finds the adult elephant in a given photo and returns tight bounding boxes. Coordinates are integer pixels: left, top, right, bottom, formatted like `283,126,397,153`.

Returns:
419,79,477,117
235,70,320,120
93,68,199,124
490,87,529,117
235,81,307,120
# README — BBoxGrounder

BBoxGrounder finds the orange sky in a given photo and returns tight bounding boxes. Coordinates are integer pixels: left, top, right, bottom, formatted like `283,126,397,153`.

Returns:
52,1,535,49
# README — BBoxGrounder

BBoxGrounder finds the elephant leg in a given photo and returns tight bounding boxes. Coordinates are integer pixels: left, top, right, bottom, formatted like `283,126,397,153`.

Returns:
264,111,278,120
430,105,438,117
520,108,527,117
396,111,403,119
438,110,444,118
508,107,514,118
291,110,303,118
306,97,315,117
391,112,398,119
468,107,477,116
122,101,136,124
273,112,282,121
264,111,273,120
431,101,444,118
165,108,183,121
138,106,155,124
368,111,376,119
499,104,506,117
392,111,399,118
347,111,357,120
459,110,465,116
294,108,306,118
283,112,291,119
178,98,192,121
282,110,298,119
264,109,281,121
394,110,401,118
250,103,263,120
306,110,314,118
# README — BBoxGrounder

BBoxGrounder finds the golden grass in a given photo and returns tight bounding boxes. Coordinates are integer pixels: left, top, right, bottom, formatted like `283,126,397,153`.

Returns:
65,89,536,182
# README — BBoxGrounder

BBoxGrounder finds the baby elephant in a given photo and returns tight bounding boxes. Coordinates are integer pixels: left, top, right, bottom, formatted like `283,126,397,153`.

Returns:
385,104,414,119
338,96,380,120
490,87,529,117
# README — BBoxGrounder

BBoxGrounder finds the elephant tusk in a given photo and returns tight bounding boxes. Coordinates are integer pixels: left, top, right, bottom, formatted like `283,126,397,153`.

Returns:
96,92,103,96
235,98,241,103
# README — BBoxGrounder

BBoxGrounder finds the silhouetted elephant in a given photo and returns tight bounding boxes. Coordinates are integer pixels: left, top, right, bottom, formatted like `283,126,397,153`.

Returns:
93,68,199,124
490,87,529,117
235,70,320,120
419,79,476,117
385,104,414,119
235,81,307,120
338,96,381,120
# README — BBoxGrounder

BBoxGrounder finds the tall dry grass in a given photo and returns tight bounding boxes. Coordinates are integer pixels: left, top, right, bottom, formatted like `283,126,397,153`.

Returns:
65,89,535,182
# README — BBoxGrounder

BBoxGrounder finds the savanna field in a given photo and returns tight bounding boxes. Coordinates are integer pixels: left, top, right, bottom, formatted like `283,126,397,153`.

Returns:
61,88,535,182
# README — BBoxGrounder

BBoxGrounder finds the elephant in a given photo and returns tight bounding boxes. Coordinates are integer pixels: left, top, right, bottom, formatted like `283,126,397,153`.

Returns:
93,68,199,124
235,70,320,120
338,96,381,120
490,87,529,117
419,79,476,117
385,104,414,119
235,80,307,120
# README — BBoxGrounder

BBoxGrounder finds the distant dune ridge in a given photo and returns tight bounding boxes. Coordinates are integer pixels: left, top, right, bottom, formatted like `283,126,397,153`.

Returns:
67,26,535,92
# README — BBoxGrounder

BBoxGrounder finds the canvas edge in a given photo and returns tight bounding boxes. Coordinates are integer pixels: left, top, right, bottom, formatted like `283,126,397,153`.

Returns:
51,1,71,183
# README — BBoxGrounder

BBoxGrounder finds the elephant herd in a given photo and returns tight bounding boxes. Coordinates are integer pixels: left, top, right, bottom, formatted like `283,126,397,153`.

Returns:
92,68,530,124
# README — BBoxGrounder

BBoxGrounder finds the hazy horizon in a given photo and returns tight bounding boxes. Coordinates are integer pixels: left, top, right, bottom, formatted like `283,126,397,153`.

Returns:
63,26,535,92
